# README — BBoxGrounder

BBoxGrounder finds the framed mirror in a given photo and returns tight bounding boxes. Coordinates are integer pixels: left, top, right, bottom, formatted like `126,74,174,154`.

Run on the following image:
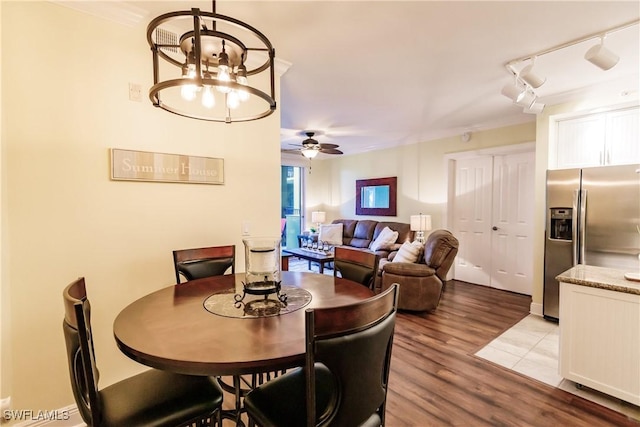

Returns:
356,177,397,216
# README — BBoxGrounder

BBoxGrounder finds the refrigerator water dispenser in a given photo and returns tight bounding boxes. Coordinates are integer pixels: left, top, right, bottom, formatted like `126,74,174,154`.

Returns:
549,208,572,241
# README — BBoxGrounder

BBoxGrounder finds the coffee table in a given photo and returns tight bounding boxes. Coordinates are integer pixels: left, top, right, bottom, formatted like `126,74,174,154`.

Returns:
282,247,335,273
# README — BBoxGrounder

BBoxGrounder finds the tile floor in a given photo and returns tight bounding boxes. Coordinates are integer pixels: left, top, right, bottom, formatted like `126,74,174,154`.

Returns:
475,314,640,421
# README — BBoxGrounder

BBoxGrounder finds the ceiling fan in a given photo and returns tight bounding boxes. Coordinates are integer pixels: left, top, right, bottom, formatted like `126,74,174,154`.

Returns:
283,131,343,159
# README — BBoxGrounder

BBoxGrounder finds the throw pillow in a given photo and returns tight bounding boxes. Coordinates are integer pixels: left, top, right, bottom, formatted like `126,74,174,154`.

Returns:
319,223,343,245
392,240,423,263
369,226,399,251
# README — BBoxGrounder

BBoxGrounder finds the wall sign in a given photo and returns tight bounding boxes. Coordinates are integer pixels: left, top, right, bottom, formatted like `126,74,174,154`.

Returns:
110,149,224,185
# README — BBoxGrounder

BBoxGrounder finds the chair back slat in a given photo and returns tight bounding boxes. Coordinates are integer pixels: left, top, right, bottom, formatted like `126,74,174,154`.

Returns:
333,246,379,290
304,283,398,427
62,278,101,426
173,245,236,283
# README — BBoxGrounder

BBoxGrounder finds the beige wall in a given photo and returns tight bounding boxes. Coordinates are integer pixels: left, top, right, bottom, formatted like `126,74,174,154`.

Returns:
1,1,281,412
0,0,8,410
305,96,637,314
304,122,537,296
305,122,536,229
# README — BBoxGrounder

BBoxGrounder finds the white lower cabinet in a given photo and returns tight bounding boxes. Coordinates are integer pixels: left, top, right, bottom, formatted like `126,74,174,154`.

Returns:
559,282,640,405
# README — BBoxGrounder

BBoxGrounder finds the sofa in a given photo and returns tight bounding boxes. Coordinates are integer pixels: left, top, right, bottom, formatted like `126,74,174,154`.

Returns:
327,219,414,260
380,229,459,311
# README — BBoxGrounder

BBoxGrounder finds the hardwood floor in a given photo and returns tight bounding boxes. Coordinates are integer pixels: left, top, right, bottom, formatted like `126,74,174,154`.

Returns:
222,261,638,426
385,280,639,426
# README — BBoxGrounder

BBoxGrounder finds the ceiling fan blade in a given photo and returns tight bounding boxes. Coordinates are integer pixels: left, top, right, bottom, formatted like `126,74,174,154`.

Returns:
318,143,339,149
320,149,343,155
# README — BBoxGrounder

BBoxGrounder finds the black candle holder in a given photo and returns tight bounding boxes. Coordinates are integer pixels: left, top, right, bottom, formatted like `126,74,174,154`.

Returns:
234,279,288,310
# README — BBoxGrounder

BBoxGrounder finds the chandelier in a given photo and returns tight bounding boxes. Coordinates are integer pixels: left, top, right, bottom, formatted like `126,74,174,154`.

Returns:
146,2,276,123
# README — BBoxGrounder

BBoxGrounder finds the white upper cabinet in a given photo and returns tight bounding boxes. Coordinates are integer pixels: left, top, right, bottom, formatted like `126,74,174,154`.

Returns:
606,108,639,165
554,106,639,169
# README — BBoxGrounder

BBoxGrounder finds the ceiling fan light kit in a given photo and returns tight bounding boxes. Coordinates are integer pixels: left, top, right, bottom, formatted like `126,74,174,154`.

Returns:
301,148,319,159
284,131,344,159
146,1,276,123
502,19,638,115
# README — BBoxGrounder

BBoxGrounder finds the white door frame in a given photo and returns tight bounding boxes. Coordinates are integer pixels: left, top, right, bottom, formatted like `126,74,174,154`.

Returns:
442,142,535,280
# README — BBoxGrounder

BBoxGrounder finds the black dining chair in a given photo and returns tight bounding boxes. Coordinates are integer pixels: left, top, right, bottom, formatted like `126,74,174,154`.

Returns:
173,245,235,283
62,277,224,427
243,283,399,427
333,246,380,290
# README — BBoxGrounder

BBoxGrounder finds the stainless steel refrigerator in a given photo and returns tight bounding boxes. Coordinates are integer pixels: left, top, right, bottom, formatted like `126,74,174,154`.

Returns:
543,164,640,321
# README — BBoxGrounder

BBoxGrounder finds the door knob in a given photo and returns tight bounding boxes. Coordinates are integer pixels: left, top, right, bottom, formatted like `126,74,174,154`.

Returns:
492,226,498,231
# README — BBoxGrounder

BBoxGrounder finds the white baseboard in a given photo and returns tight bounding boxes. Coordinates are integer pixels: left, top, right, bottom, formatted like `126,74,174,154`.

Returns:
529,302,543,317
10,405,84,427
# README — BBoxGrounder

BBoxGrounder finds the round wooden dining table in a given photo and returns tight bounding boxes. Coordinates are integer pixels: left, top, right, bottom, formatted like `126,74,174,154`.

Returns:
113,271,375,377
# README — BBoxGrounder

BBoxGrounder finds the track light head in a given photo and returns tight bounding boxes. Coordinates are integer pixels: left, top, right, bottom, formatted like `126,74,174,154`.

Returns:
585,38,619,70
516,89,537,109
523,102,545,114
519,60,546,88
501,82,525,103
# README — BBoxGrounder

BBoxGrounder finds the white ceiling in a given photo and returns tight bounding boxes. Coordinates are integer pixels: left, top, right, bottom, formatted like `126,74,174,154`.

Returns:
58,1,640,157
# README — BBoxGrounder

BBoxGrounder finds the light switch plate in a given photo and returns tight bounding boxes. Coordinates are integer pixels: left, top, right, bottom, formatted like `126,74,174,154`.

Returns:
128,83,142,102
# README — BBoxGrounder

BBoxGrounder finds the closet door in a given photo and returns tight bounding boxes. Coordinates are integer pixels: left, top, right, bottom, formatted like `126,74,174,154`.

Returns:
490,152,535,295
451,151,535,295
452,156,493,286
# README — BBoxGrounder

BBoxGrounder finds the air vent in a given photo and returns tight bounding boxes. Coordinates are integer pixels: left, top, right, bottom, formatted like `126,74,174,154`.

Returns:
155,28,178,53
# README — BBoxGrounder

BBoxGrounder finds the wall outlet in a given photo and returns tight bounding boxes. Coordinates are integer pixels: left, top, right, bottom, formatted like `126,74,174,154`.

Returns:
128,83,142,102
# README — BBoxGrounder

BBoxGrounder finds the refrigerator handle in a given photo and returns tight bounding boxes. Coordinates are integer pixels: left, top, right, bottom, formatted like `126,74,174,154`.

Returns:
579,189,587,264
572,190,579,265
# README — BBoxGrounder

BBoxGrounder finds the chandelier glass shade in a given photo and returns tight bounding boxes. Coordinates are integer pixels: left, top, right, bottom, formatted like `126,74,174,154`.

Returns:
146,5,276,123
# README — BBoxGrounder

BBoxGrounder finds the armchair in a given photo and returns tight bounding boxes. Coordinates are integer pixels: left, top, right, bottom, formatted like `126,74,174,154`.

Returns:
381,229,459,311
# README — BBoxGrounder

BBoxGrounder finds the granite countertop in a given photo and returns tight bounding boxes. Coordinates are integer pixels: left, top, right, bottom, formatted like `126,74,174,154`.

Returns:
556,265,640,295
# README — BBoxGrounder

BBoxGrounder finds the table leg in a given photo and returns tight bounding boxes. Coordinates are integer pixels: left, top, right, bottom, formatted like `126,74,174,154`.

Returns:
217,375,248,427
232,375,244,426
217,371,287,426
319,262,324,274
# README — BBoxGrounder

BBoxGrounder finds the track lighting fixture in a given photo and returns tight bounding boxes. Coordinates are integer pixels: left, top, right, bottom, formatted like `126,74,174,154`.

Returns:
515,89,537,109
500,19,637,115
584,36,620,71
501,77,525,103
523,102,545,115
519,57,546,89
